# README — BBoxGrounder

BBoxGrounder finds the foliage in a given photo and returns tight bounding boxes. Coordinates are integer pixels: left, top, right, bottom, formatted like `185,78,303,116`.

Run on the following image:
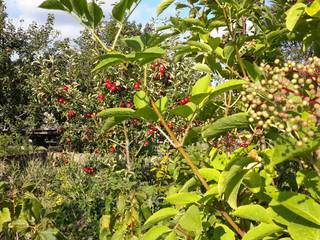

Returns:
1,0,320,239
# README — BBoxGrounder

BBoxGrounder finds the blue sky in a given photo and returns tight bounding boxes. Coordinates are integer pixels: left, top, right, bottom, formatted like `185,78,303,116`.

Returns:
4,0,169,39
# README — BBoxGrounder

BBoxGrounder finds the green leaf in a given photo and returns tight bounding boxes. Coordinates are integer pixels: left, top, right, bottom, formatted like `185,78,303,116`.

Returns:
233,205,273,223
170,103,197,119
192,75,212,96
157,0,175,16
243,223,284,240
97,108,135,118
178,205,203,234
270,191,320,225
112,0,130,22
305,0,320,16
210,80,246,98
243,61,263,81
0,208,11,232
136,47,165,64
192,64,213,73
143,208,179,230
92,54,126,71
101,116,130,132
134,106,158,121
223,45,234,62
243,171,262,193
166,192,201,205
71,0,87,17
143,225,171,240
271,135,320,165
218,157,254,209
38,228,60,240
199,168,220,182
11,218,29,232
187,41,212,53
88,2,104,28
286,3,306,31
134,91,149,109
201,113,250,139
39,0,66,11
288,222,320,240
100,215,111,239
122,36,145,51
155,96,168,113
208,37,221,51
164,231,177,240
213,223,235,240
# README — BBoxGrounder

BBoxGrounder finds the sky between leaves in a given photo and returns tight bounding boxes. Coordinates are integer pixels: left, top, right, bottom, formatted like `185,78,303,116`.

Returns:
4,0,172,39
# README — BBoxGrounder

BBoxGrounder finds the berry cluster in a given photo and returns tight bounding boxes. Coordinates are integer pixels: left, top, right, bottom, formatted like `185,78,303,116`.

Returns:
83,167,95,175
151,61,173,83
105,79,122,93
242,57,320,144
133,81,141,91
67,110,77,119
178,97,190,106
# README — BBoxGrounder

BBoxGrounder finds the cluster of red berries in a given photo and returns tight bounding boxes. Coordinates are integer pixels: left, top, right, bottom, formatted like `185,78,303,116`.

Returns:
58,97,66,104
83,113,94,118
119,101,134,108
133,81,141,91
148,125,158,135
151,61,173,82
83,167,95,175
243,57,320,145
63,85,70,91
105,79,122,93
67,110,76,119
178,97,190,106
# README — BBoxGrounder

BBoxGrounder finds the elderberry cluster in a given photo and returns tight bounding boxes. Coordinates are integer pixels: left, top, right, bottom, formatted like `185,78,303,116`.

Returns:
242,57,320,145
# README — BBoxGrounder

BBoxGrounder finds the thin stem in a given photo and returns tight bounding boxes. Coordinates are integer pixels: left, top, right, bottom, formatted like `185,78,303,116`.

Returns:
112,23,123,50
122,122,132,171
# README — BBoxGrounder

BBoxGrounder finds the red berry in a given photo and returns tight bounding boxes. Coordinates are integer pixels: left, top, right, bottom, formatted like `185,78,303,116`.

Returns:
97,93,105,102
67,110,76,119
58,98,66,104
110,145,116,153
83,167,95,175
126,101,134,108
183,97,190,104
110,85,116,92
148,129,154,135
159,64,166,73
133,82,141,90
105,79,112,89
144,141,149,146
63,85,69,91
168,122,174,129
83,113,93,118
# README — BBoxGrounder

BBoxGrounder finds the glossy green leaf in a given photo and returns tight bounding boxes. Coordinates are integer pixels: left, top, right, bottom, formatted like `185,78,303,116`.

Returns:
92,54,126,71
143,208,179,230
157,0,175,16
271,135,320,165
170,102,197,119
155,96,168,113
192,74,212,96
178,205,203,234
187,41,212,53
288,222,320,240
134,91,149,109
243,223,284,240
164,231,177,240
218,157,254,209
210,80,246,98
270,191,320,225
166,192,201,205
192,63,213,73
286,3,306,31
243,60,263,81
39,0,66,11
101,116,130,132
122,36,145,51
38,228,60,240
97,108,135,118
305,0,320,16
88,2,104,27
136,47,165,64
143,225,171,240
213,223,235,240
233,205,273,223
0,208,11,232
201,113,250,139
243,171,262,193
71,0,87,17
199,168,220,182
134,106,158,121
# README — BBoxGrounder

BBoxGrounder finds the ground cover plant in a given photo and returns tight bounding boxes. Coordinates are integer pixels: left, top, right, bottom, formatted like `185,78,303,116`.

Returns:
1,0,320,239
